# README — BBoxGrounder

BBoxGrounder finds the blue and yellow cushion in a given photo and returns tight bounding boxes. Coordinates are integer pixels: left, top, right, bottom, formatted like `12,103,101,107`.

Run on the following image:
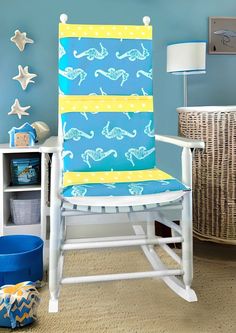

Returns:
62,169,189,197
59,24,188,199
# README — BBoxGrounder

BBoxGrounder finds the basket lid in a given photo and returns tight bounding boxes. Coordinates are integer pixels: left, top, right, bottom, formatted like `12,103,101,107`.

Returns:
177,106,236,113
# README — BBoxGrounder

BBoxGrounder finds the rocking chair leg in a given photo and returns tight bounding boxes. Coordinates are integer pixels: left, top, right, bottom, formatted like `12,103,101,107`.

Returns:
49,152,62,313
181,191,194,290
133,223,197,302
48,208,61,313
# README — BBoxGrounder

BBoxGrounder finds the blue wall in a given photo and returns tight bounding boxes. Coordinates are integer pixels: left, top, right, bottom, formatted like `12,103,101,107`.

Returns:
0,0,236,177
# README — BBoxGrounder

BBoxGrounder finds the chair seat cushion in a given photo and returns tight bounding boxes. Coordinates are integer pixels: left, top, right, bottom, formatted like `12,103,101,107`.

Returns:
62,168,189,197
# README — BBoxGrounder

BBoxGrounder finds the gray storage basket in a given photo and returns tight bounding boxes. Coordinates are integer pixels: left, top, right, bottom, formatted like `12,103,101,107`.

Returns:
10,192,41,225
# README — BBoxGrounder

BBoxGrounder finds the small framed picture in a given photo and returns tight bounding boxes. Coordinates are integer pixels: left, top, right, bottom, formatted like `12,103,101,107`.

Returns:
14,133,30,147
209,17,236,54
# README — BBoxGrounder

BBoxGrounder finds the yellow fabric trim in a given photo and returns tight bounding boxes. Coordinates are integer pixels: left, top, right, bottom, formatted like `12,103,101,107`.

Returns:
63,169,173,187
0,282,29,295
59,95,153,113
59,23,152,40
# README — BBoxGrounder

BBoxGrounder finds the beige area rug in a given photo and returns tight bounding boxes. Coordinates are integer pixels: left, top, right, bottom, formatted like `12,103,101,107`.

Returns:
1,245,235,333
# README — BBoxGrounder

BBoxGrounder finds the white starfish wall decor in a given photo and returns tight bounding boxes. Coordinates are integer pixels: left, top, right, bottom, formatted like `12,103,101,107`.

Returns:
13,65,37,90
11,30,34,52
8,99,31,119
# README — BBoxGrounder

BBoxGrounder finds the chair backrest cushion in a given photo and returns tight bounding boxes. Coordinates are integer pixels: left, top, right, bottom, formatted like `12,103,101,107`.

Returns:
59,24,155,172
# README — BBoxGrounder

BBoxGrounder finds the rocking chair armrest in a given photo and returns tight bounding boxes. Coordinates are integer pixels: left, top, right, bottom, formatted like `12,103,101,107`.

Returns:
155,135,205,149
40,136,62,153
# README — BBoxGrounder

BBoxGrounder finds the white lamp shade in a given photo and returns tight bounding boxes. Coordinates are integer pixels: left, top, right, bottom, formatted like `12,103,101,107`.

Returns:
167,42,206,75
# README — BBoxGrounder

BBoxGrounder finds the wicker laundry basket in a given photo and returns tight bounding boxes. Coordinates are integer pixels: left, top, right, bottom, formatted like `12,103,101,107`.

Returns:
178,106,236,245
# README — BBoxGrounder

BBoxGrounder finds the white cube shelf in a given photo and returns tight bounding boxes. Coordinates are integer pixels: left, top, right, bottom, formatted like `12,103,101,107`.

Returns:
0,143,49,242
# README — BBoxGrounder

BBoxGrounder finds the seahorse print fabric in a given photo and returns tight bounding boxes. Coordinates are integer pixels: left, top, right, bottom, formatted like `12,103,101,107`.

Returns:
63,179,189,197
61,111,155,172
59,38,152,96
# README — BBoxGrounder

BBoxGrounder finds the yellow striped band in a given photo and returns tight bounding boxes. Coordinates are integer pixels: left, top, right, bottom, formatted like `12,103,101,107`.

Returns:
59,24,152,40
63,169,173,187
59,95,153,113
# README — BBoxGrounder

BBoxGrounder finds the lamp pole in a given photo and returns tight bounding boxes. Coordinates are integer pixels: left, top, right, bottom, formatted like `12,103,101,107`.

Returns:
183,73,188,107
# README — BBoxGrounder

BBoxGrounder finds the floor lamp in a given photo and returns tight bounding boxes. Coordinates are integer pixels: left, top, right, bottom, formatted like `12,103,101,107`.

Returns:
167,42,206,107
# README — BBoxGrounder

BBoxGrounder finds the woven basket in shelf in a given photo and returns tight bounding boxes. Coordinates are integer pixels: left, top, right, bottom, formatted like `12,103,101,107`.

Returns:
178,106,236,245
10,192,40,225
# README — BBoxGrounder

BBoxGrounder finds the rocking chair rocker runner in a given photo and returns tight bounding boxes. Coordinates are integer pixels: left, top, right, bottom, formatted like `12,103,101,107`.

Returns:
42,14,204,313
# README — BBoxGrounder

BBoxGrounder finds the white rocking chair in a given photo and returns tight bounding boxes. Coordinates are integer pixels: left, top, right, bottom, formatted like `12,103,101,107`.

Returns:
42,14,205,313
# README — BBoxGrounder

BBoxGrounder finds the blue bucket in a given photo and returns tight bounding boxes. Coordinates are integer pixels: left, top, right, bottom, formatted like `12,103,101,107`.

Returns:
0,235,43,286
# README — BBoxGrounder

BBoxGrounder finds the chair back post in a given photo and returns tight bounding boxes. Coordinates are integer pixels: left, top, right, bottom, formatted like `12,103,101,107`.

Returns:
58,13,68,145
60,13,68,24
143,16,151,26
